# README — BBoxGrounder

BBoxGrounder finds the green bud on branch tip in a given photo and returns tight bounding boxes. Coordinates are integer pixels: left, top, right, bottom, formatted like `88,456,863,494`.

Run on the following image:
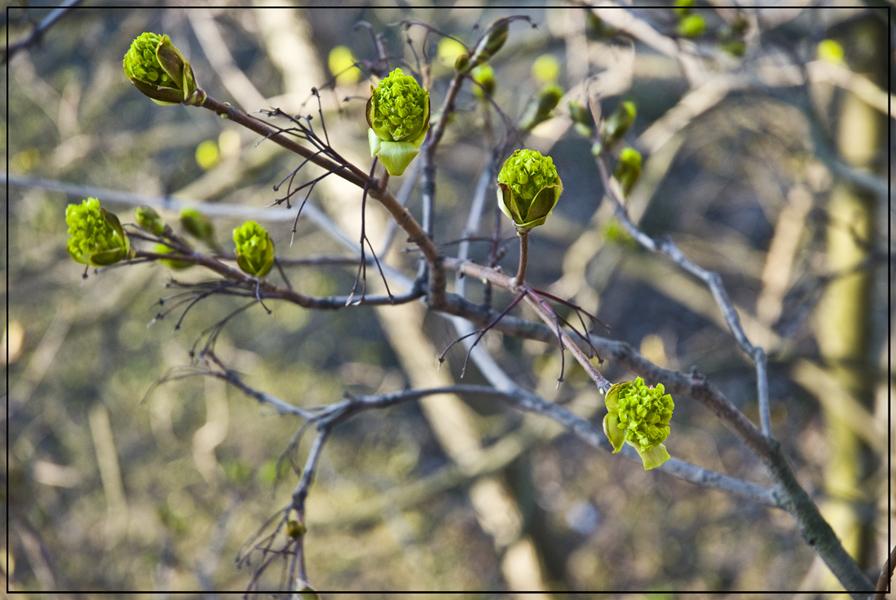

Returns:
677,14,706,38
520,83,564,132
233,221,275,278
614,147,642,197
603,377,674,470
66,198,132,267
366,68,430,176
135,205,168,237
497,149,563,232
599,100,636,148
180,208,215,242
470,19,509,67
123,32,205,106
471,64,495,100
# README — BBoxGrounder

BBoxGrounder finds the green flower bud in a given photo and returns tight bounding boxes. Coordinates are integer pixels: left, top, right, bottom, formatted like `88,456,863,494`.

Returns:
470,19,509,66
531,54,560,84
817,39,845,65
66,198,132,267
599,101,636,148
366,68,431,176
603,377,674,470
471,64,495,100
180,208,215,243
155,243,193,270
286,519,306,539
614,147,642,196
677,14,706,38
135,205,168,236
519,83,565,132
497,149,563,232
568,100,592,127
123,32,205,106
568,100,594,138
233,221,275,278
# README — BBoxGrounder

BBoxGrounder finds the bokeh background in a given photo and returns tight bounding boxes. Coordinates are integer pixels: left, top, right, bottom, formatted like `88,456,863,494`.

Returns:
5,3,892,595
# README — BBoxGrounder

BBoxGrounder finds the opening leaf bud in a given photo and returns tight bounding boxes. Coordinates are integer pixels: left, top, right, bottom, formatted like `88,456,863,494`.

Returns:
233,221,275,278
66,198,132,267
603,377,674,470
366,68,431,176
497,149,563,232
123,32,205,106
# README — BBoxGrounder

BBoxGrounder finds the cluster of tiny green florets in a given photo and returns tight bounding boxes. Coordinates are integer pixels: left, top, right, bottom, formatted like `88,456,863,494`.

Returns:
65,198,129,266
614,377,674,453
498,149,559,202
369,68,429,142
233,221,275,278
122,33,172,87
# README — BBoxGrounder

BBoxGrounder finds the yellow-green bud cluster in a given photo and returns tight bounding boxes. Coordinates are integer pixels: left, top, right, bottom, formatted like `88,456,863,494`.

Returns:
123,33,174,88
367,68,429,143
497,149,563,231
603,377,674,470
65,198,131,267
233,221,275,278
123,32,203,106
366,68,430,176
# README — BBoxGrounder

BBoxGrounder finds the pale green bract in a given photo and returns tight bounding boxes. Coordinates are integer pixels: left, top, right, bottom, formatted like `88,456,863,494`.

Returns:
366,68,430,176
65,198,131,267
233,221,275,278
603,377,674,470
496,149,563,231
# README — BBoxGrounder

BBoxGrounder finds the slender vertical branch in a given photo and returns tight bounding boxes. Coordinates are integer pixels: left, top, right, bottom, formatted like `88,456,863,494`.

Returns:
591,152,873,594
595,156,772,437
513,229,529,289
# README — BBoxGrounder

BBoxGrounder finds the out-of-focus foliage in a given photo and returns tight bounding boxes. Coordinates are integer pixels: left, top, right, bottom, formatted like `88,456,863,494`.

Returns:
6,4,889,594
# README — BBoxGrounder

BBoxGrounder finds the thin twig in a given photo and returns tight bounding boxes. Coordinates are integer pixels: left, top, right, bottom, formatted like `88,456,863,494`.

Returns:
4,0,86,64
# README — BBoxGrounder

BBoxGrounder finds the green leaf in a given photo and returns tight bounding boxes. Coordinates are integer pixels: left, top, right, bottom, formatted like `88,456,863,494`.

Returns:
635,443,671,470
